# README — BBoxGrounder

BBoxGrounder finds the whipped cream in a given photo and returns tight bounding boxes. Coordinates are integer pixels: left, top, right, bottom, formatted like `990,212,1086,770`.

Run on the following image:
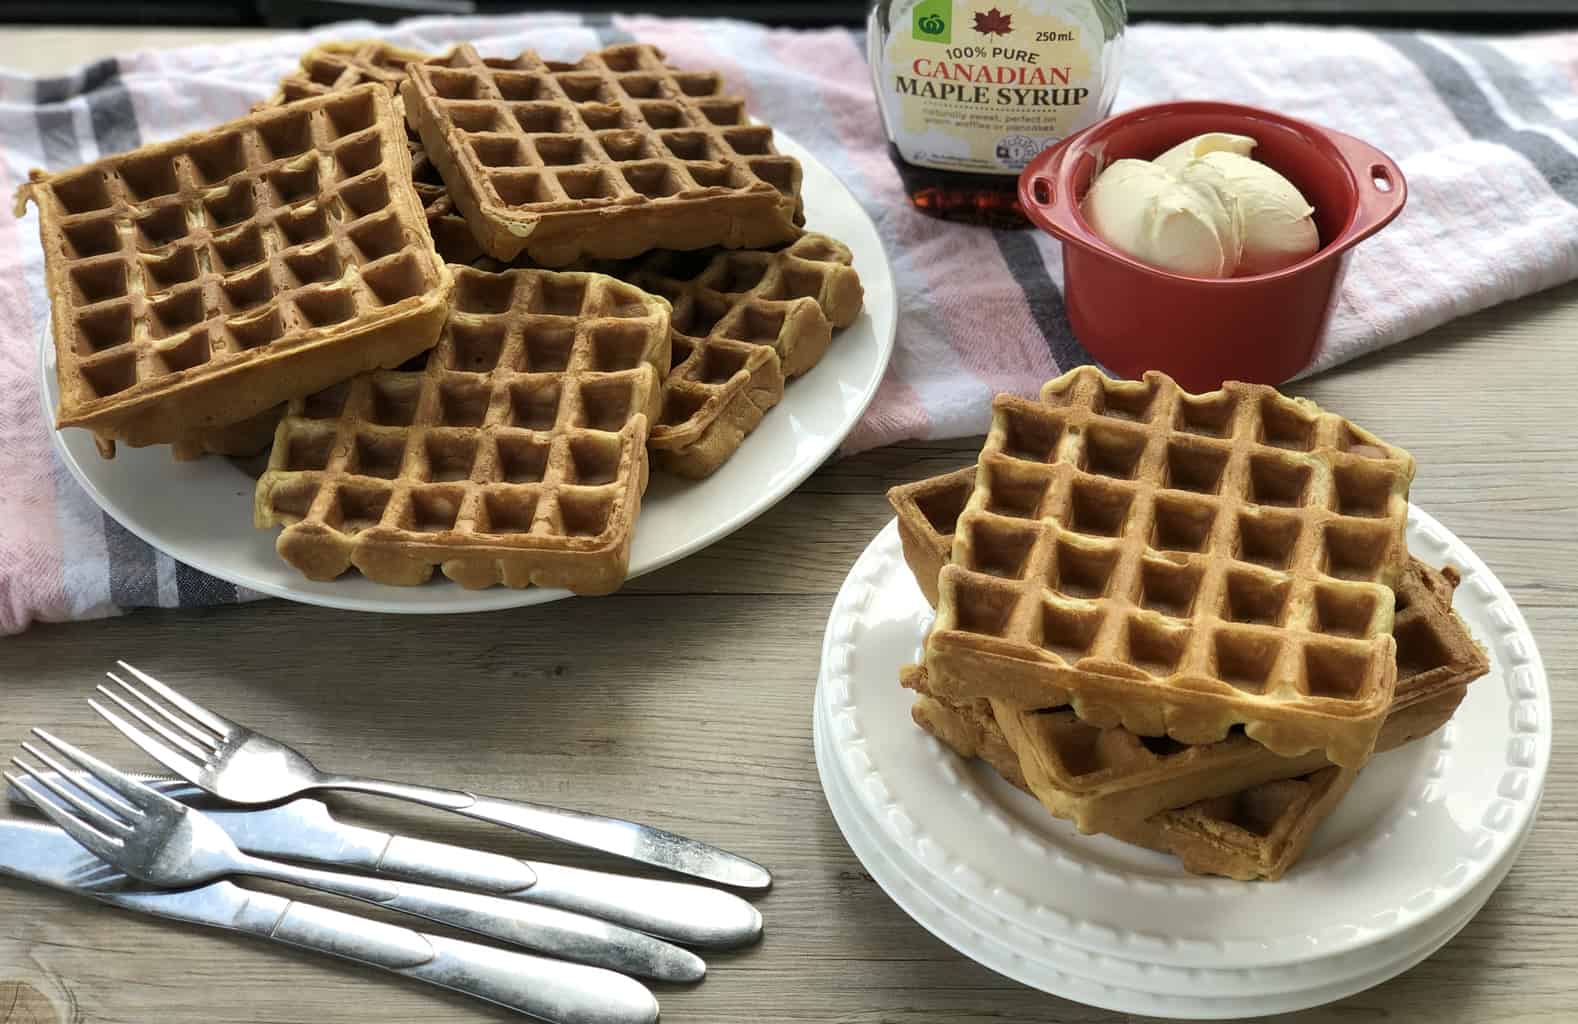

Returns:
1082,132,1319,278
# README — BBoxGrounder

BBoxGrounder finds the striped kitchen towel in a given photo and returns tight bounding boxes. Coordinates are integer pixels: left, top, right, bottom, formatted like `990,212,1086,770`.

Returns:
3,13,1576,631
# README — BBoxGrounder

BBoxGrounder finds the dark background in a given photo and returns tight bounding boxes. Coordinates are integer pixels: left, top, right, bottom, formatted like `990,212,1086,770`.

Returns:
2,1,1574,29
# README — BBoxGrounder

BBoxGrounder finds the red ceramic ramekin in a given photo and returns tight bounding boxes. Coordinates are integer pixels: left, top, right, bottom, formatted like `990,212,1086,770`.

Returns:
1018,101,1406,391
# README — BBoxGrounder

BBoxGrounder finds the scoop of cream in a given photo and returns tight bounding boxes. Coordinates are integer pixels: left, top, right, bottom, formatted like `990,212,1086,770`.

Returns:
1157,133,1320,275
1084,132,1320,277
1080,157,1245,278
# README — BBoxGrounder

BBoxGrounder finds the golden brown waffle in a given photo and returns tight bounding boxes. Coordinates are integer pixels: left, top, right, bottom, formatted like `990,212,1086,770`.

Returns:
254,265,670,592
1388,561,1490,716
906,659,1466,845
409,141,486,265
907,676,1355,881
926,368,1417,768
170,404,285,462
267,40,431,106
264,41,484,266
605,233,863,478
1118,766,1354,881
17,85,453,456
401,43,803,265
891,466,1488,833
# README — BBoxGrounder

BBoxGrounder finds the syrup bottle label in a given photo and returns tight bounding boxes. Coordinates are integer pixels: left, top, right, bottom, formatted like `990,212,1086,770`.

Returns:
872,1,1118,176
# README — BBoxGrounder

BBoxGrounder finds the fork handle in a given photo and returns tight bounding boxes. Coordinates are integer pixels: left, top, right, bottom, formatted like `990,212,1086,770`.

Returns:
235,854,704,983
318,775,773,890
260,898,658,1023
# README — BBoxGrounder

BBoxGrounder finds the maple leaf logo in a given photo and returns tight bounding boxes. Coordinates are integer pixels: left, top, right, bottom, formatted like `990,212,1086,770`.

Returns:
973,7,1012,35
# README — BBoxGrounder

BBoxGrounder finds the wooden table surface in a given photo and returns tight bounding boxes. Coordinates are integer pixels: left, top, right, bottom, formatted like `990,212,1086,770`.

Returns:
3,26,1575,1024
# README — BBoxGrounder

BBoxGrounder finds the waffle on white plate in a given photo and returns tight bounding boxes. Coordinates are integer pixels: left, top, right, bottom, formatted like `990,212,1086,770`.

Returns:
18,84,453,456
401,42,803,265
27,35,865,596
255,265,669,593
925,367,1417,769
602,233,863,478
889,458,1489,878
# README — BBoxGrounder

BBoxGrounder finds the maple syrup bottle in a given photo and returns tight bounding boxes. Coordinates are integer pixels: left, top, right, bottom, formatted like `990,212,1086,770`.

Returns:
868,1,1127,226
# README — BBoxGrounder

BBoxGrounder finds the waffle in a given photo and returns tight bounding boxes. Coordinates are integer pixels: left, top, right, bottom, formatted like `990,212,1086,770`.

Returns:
410,141,486,266
401,43,803,265
925,368,1417,768
604,233,863,477
17,85,453,456
254,265,670,592
891,466,1488,833
170,404,285,462
907,675,1356,881
266,40,431,106
264,41,484,266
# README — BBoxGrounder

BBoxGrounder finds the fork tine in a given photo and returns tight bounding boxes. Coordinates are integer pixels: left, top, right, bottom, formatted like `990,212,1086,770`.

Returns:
89,698,209,784
4,766,125,864
78,871,133,893
9,752,134,834
28,728,177,816
104,672,222,752
17,741,142,822
115,662,236,738
97,681,214,760
68,859,127,888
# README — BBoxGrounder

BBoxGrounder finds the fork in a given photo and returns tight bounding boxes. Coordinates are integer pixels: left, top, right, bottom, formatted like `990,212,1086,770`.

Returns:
6,729,703,985
0,819,659,1024
92,662,771,890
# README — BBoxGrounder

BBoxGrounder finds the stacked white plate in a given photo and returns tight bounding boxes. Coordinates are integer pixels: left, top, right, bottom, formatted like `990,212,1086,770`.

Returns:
814,506,1549,1019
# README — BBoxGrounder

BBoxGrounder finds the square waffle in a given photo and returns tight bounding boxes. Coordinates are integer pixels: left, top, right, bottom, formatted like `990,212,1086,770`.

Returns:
17,84,453,455
266,40,432,106
402,43,804,265
909,676,1355,880
253,265,670,593
606,233,863,478
264,41,484,266
926,368,1417,768
891,466,1488,833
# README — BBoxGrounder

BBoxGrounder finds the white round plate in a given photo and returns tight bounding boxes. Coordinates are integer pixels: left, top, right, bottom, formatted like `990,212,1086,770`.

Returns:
41,131,896,613
817,510,1549,970
816,695,1534,1018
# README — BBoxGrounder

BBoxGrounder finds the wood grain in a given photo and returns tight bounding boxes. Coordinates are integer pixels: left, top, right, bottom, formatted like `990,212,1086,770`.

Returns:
0,983,63,1024
3,27,1577,1024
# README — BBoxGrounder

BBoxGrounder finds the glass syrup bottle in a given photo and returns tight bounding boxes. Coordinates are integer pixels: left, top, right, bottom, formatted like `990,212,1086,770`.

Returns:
868,0,1126,227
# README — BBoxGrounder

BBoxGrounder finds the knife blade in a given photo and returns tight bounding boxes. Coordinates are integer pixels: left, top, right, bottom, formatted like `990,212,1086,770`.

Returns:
0,819,658,1023
7,774,761,949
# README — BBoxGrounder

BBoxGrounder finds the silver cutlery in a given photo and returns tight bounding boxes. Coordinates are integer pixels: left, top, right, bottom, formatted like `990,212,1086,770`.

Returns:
6,730,703,984
0,818,659,1024
92,662,771,890
8,772,761,949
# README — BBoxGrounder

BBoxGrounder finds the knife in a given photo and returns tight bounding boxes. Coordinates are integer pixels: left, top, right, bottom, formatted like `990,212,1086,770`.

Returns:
8,773,702,983
0,819,658,1024
7,774,761,949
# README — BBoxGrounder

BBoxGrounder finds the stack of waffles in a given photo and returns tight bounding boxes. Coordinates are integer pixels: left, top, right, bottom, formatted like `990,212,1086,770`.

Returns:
19,38,864,593
887,368,1490,879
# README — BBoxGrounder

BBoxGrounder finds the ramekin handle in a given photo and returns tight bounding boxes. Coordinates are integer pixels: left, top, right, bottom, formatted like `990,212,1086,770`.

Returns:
1327,128,1408,242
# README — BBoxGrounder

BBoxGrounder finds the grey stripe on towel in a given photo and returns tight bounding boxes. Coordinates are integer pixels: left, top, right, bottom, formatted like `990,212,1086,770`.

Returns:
1382,31,1578,209
991,230,1098,375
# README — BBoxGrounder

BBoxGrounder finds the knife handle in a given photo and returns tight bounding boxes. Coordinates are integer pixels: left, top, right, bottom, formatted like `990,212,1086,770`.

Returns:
370,829,760,948
319,774,771,890
377,833,537,893
265,899,658,1024
236,853,704,983
460,794,773,891
524,860,764,950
